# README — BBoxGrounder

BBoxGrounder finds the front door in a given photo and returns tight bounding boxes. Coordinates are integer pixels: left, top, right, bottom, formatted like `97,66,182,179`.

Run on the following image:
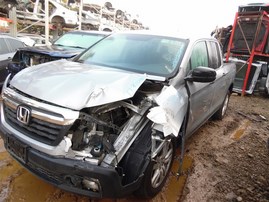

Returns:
186,41,214,136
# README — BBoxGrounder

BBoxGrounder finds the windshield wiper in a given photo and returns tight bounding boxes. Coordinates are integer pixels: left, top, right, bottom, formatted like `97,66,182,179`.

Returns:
66,45,85,49
76,59,85,63
54,44,64,46
54,44,84,49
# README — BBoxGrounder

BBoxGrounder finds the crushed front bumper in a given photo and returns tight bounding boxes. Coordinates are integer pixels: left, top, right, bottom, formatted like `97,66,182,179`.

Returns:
0,125,142,199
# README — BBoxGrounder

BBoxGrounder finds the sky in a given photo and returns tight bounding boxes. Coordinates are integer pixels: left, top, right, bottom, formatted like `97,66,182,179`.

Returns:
111,0,269,36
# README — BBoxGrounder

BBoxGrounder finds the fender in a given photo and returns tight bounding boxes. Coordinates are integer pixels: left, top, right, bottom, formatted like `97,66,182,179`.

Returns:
147,85,188,137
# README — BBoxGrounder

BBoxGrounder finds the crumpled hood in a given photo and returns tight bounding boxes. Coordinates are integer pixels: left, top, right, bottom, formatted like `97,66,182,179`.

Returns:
19,45,83,58
10,60,147,110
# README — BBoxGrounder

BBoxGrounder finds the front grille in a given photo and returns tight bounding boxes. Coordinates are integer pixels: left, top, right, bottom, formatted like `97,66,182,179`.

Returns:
4,103,71,146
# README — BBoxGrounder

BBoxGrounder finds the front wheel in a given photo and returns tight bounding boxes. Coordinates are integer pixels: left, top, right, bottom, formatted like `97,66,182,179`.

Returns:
213,91,230,120
135,132,175,198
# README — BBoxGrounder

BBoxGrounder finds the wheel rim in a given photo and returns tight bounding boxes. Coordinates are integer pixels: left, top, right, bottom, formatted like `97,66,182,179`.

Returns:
151,140,173,188
222,94,229,117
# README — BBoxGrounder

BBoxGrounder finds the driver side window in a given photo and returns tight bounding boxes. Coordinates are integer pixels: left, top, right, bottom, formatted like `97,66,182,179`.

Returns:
188,41,209,70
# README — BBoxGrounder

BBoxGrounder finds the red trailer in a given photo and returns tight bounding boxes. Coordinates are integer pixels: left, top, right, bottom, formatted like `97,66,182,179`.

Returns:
224,3,269,95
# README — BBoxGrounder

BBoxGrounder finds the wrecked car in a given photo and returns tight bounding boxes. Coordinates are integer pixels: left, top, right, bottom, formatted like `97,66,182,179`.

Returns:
16,0,78,28
8,30,109,76
0,32,236,198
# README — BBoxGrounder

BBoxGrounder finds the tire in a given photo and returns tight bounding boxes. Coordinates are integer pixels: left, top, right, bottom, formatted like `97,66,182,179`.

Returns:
135,130,176,198
51,16,65,33
103,28,112,32
213,91,230,120
104,2,112,10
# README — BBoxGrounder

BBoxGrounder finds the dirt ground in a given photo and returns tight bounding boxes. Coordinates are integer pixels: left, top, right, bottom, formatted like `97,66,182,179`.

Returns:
181,93,269,202
0,93,269,202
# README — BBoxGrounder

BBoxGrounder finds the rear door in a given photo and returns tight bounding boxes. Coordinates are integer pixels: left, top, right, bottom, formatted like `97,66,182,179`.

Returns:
186,40,215,136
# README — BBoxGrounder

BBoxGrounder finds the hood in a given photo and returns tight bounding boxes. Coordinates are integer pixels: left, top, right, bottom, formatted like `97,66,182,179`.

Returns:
10,60,147,110
19,45,84,58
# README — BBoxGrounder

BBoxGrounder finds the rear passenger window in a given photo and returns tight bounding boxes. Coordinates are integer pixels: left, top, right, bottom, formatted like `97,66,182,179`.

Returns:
0,38,9,54
208,41,221,69
189,41,209,69
6,38,24,52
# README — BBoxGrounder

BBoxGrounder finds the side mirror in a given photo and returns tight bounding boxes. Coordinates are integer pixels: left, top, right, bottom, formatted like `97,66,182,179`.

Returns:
185,66,216,83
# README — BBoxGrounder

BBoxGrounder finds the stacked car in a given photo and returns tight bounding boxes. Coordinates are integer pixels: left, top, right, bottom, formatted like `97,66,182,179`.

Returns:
14,0,144,32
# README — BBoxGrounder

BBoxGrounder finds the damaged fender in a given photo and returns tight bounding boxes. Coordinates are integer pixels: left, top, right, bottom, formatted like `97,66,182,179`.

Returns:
147,85,188,137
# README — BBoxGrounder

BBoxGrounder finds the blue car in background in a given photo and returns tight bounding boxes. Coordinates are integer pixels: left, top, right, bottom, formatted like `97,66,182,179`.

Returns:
7,30,109,77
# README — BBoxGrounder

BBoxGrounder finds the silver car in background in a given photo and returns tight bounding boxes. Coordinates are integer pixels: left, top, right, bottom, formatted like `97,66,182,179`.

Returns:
0,34,26,90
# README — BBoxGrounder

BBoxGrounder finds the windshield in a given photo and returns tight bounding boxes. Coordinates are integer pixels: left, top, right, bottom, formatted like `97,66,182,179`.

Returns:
75,33,187,77
53,32,107,49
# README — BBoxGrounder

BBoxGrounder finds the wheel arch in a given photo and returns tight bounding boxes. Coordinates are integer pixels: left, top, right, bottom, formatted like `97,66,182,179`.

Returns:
51,15,65,25
102,28,112,32
119,121,152,186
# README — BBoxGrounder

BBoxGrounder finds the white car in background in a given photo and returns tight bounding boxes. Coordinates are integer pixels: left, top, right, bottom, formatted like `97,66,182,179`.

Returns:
16,0,78,28
49,0,78,28
17,33,51,47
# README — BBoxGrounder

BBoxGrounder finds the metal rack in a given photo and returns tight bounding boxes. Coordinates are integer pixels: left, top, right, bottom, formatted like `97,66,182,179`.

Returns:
225,10,269,95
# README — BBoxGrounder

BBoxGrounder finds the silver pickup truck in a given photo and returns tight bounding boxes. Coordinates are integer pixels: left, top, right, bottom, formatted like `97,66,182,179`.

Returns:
0,31,236,199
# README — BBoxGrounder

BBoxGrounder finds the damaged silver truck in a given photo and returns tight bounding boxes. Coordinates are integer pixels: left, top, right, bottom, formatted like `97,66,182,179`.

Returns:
0,32,236,198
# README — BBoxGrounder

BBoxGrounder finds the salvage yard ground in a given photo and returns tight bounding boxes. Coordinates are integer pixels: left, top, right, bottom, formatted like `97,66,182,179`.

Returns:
0,94,269,202
182,94,269,202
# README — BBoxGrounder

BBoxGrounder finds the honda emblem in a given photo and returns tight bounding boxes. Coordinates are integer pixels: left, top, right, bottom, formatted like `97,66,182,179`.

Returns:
17,106,31,125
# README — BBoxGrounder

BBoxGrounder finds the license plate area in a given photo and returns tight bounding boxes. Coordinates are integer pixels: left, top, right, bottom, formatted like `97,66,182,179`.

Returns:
6,136,28,163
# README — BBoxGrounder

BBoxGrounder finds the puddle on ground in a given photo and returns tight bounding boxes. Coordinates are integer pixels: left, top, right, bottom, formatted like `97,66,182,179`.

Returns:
0,138,193,202
0,152,23,202
0,151,92,202
7,171,89,202
166,154,193,202
0,153,23,181
231,120,250,140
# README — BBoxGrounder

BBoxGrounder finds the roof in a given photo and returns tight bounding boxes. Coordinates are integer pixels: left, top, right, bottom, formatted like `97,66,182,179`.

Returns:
110,29,216,42
238,3,269,13
0,34,20,40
